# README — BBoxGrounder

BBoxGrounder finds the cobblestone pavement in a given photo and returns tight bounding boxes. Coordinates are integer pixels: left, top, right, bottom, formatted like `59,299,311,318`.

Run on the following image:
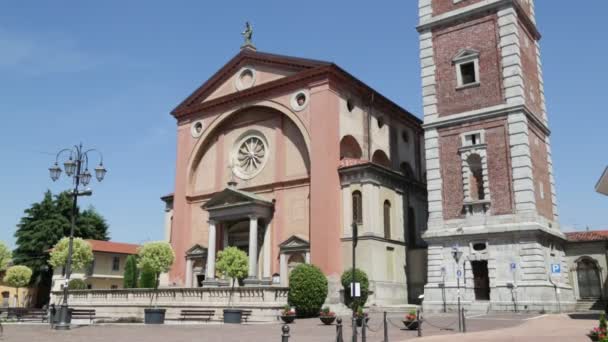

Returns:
0,313,594,342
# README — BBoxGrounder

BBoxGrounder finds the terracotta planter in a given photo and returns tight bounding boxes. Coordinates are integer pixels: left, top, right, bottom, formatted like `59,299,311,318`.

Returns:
587,334,599,342
320,315,336,325
281,315,296,324
403,320,419,330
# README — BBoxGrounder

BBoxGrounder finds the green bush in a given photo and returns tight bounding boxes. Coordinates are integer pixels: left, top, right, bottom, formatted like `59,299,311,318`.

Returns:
138,266,156,288
123,255,139,288
68,278,87,290
340,268,369,311
288,264,328,317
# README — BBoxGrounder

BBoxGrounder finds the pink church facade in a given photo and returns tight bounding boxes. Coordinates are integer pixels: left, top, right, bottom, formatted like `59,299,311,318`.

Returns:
162,47,427,305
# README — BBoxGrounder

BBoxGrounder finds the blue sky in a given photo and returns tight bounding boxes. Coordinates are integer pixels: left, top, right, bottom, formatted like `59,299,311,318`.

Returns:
0,1,606,248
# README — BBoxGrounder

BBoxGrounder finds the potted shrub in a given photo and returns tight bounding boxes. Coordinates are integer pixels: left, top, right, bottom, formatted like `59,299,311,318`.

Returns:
340,268,369,313
136,242,175,324
287,264,328,317
354,307,368,327
319,306,336,325
215,247,248,324
403,310,419,330
280,305,296,324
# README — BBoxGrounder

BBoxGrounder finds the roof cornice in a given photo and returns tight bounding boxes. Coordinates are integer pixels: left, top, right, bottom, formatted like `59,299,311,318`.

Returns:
417,0,540,41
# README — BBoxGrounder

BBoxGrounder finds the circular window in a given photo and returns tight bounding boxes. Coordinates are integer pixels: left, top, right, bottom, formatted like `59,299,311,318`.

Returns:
377,116,385,129
290,90,309,111
235,66,257,91
191,120,204,138
402,130,409,143
472,242,487,252
232,132,269,180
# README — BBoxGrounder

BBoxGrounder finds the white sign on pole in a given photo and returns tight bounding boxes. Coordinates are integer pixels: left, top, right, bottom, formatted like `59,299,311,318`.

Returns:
350,282,361,297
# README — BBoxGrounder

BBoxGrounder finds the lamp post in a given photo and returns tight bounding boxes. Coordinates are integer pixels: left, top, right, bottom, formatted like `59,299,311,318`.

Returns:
451,244,463,332
48,143,107,330
351,222,358,342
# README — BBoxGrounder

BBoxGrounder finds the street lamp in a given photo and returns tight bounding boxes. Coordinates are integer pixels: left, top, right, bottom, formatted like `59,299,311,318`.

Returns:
48,143,107,330
451,244,463,332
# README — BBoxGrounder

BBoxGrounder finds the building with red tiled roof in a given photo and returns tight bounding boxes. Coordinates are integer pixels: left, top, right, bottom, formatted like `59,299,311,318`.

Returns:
51,240,140,292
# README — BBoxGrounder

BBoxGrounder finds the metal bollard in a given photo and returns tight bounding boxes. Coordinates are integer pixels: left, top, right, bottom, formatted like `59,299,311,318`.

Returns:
361,317,366,342
383,312,388,342
352,317,358,342
282,324,290,342
417,309,422,338
461,308,466,333
336,318,344,342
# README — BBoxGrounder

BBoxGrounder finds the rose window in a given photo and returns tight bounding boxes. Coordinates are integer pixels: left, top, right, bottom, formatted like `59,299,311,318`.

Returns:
233,133,268,179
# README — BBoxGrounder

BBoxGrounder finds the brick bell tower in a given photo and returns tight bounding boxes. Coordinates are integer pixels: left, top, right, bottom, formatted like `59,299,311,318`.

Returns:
418,0,574,312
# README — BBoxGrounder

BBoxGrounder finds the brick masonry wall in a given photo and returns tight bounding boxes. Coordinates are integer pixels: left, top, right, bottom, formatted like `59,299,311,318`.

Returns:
432,0,485,16
529,125,554,220
438,118,513,219
519,21,543,119
433,14,504,117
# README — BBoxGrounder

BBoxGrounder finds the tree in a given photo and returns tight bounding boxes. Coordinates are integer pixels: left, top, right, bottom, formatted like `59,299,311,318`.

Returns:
67,279,87,290
215,247,248,307
12,191,109,306
123,255,139,288
341,268,370,312
4,265,32,307
138,265,156,288
0,241,11,271
137,242,175,306
49,237,94,272
287,264,328,317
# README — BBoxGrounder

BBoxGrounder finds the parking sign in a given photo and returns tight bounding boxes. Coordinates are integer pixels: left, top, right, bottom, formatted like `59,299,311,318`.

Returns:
551,264,561,274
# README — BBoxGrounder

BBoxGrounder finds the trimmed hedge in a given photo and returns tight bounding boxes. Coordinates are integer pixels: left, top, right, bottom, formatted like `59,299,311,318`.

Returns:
340,268,369,311
138,266,156,288
68,278,87,290
288,264,328,317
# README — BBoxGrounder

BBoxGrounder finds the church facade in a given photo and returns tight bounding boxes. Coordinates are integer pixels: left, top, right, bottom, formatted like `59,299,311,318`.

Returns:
161,0,576,312
162,48,428,306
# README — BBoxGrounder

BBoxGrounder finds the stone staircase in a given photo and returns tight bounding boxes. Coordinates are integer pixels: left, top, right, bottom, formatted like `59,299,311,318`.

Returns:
575,299,606,312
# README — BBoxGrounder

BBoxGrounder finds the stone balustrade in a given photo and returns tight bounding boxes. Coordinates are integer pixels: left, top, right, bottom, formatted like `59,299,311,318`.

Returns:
50,286,289,322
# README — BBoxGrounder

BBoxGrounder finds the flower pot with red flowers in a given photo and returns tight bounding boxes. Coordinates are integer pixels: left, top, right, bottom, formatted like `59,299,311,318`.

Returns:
354,307,369,327
587,313,608,341
319,306,336,325
403,310,419,330
280,305,296,324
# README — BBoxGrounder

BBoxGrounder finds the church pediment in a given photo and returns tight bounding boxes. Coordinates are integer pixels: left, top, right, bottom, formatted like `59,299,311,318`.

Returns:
279,235,310,252
203,187,273,210
171,49,330,115
186,244,208,257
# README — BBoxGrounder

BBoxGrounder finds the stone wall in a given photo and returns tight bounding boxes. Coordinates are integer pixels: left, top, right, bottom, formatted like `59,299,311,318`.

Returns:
51,287,288,322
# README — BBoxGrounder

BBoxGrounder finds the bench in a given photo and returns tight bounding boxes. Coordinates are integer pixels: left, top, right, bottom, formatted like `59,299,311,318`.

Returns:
242,310,252,323
6,308,48,322
71,309,97,324
180,310,215,322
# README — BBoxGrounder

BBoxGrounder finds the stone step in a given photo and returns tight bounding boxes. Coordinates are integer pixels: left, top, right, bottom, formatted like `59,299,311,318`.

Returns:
575,300,605,312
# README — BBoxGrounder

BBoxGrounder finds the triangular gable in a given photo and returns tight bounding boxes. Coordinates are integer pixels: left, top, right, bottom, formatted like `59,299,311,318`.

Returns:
202,187,273,210
186,244,208,257
279,235,310,251
453,49,480,63
171,49,330,116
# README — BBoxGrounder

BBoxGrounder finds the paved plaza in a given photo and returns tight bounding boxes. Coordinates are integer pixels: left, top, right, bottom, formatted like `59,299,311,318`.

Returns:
0,312,595,342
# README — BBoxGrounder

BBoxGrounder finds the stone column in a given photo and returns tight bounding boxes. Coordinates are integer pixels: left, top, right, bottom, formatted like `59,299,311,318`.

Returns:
203,220,218,286
245,215,259,285
280,253,288,287
262,223,272,285
185,258,193,288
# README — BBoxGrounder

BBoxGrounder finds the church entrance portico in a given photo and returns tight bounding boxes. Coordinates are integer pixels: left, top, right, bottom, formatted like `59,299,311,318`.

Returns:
201,186,274,287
